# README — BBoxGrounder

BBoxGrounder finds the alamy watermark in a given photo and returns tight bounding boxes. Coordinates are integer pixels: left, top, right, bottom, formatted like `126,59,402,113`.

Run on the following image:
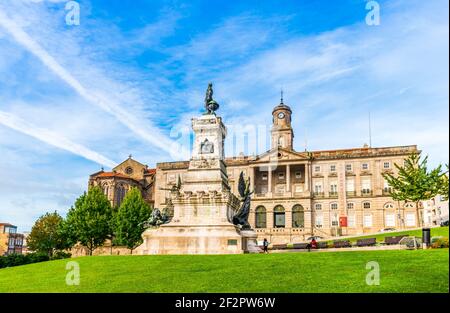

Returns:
365,1,380,26
66,260,80,286
365,261,380,285
65,1,80,26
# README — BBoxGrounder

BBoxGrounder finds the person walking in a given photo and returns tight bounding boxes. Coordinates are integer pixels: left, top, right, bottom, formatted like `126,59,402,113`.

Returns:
262,238,269,254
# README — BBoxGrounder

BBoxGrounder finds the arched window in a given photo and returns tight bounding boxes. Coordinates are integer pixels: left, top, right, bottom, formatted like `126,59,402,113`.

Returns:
115,184,126,207
292,205,304,228
255,206,267,228
347,202,354,210
278,137,284,147
273,205,285,228
102,183,109,198
330,202,338,210
314,203,322,210
384,202,394,209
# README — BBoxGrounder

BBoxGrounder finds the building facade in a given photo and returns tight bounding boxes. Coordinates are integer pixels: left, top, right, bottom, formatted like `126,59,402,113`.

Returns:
89,99,421,244
0,223,24,255
422,195,449,226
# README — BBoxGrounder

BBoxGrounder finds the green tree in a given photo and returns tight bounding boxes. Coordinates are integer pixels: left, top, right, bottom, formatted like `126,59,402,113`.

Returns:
439,164,449,201
115,187,151,254
64,186,113,255
27,211,68,257
383,153,446,227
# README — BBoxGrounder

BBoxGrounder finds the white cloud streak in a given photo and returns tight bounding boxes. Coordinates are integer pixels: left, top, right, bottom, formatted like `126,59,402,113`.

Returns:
0,110,116,168
0,9,186,160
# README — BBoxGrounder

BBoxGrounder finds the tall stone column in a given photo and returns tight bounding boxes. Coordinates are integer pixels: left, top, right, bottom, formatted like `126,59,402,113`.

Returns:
304,163,309,191
249,167,255,192
268,165,272,193
286,164,290,192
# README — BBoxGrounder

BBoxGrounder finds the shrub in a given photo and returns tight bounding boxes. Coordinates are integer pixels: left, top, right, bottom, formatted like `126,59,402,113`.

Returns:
0,252,50,269
51,251,72,260
431,237,449,249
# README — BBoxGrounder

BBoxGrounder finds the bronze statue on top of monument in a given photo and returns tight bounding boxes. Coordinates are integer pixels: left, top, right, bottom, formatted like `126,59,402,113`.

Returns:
204,82,220,114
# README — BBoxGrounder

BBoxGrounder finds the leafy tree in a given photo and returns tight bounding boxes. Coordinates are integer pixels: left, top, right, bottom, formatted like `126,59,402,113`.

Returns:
383,153,446,227
115,187,151,254
27,211,68,257
63,186,113,255
439,164,449,201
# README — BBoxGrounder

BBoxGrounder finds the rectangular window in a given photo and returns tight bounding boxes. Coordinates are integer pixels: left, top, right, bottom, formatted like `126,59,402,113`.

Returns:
330,183,338,193
347,202,354,210
315,203,322,210
315,214,323,227
362,163,369,170
331,213,339,226
383,162,391,169
330,164,336,172
364,215,373,227
406,213,416,226
385,214,395,227
362,178,371,191
314,166,321,172
348,215,355,227
346,164,353,172
314,183,323,193
330,203,338,210
346,179,355,192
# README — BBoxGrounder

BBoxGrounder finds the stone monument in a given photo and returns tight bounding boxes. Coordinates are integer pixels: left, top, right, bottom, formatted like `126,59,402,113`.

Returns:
137,83,260,254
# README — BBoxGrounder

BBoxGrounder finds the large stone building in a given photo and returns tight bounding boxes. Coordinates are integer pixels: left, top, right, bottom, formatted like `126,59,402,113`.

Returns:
0,223,24,256
89,98,421,244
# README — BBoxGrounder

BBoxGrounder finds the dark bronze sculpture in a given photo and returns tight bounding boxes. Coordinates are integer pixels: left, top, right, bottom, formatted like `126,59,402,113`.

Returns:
204,82,219,114
232,171,253,229
144,207,171,227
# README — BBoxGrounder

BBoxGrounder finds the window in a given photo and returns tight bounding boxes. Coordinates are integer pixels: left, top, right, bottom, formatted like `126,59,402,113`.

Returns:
275,184,285,194
261,173,268,181
363,202,371,209
384,203,394,209
383,162,391,169
115,184,127,207
362,178,371,193
273,205,285,228
314,203,322,210
314,166,321,172
330,164,336,172
295,172,302,179
255,206,266,228
385,214,395,227
278,172,285,180
314,182,323,193
406,213,416,226
404,202,414,208
347,202,354,210
330,183,338,193
346,179,355,192
292,205,305,228
330,203,338,210
362,163,369,170
346,164,353,171
348,215,355,227
364,215,373,227
125,166,133,175
315,214,323,228
331,213,339,226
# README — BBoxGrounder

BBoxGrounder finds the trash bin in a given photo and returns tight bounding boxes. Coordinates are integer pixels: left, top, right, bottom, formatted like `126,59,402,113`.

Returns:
422,228,431,248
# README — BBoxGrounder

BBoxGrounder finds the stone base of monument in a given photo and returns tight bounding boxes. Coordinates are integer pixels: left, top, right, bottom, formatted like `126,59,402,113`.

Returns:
240,229,263,253
136,224,248,255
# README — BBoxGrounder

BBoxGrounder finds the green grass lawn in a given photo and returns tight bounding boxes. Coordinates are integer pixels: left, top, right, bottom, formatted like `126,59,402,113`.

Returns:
328,226,449,244
0,249,448,293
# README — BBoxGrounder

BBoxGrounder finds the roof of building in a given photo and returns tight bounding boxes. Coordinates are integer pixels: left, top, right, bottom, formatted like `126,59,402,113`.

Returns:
0,223,15,227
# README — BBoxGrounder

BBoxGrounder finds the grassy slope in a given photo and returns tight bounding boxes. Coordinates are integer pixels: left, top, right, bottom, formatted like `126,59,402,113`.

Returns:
0,249,448,293
328,226,449,244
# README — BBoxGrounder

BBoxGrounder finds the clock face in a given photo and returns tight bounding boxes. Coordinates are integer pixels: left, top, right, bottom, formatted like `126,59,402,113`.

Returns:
278,112,285,119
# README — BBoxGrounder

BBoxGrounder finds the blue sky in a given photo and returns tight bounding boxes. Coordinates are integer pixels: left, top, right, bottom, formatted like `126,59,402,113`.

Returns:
0,0,448,231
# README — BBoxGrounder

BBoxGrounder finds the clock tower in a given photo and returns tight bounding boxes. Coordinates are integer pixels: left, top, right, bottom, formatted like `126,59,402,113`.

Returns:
271,92,294,150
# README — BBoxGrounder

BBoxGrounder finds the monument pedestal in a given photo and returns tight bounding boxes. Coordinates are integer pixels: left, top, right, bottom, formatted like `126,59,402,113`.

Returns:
137,93,261,255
